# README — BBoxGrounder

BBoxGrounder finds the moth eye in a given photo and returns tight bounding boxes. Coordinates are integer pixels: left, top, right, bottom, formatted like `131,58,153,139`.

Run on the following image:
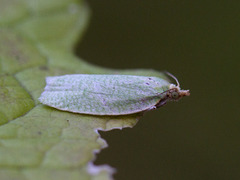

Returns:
171,92,179,99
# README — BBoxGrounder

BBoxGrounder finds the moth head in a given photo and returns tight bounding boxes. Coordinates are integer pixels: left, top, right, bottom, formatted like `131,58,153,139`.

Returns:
165,72,190,101
167,84,190,101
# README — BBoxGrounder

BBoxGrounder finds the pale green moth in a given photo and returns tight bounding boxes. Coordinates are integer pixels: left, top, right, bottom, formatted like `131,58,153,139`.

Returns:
39,73,190,115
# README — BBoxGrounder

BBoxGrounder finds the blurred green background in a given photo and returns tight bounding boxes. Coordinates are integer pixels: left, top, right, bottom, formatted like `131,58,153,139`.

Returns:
77,1,239,179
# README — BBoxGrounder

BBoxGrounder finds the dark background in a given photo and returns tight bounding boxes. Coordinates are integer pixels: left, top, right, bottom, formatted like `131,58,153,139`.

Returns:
77,1,240,179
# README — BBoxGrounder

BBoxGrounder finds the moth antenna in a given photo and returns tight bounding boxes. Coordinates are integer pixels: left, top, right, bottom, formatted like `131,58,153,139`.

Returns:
165,72,180,87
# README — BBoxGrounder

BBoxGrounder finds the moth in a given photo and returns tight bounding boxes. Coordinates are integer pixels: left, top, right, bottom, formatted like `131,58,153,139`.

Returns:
39,73,190,115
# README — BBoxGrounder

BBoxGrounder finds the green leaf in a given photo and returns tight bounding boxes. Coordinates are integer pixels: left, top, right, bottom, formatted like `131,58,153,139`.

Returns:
0,0,168,179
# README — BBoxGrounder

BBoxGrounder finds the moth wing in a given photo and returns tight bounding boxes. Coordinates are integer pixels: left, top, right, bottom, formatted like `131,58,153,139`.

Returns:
39,75,170,115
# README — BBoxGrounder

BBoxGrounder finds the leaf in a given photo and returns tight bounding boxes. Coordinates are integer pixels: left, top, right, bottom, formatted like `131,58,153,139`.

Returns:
0,0,168,179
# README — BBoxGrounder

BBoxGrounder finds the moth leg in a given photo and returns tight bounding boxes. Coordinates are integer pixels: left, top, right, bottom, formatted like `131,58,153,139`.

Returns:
155,99,167,108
